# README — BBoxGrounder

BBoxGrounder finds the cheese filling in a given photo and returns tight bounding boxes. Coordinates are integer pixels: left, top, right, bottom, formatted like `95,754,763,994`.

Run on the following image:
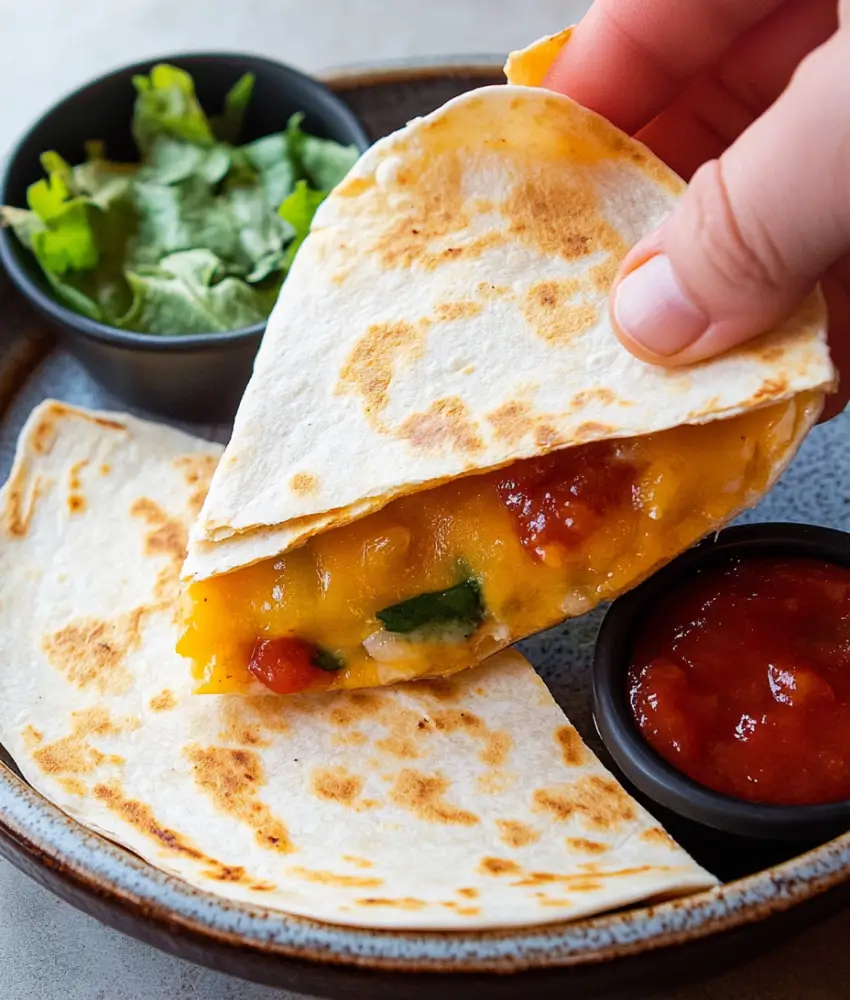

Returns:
179,396,815,694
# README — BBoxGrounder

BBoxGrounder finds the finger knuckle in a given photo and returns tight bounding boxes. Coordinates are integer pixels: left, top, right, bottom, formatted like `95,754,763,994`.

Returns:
683,159,787,297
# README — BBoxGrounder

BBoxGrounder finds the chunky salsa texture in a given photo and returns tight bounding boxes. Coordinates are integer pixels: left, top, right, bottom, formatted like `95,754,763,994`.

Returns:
179,396,814,695
629,554,850,806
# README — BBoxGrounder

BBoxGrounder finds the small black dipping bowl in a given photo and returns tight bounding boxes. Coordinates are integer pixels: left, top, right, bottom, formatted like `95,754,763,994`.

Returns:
0,54,370,422
593,522,850,841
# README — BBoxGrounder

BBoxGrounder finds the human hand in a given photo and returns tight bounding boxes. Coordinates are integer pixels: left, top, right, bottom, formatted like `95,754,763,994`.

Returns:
545,0,850,419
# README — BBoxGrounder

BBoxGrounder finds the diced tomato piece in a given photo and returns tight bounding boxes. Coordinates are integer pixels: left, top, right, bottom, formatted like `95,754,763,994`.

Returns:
495,442,638,558
248,637,323,694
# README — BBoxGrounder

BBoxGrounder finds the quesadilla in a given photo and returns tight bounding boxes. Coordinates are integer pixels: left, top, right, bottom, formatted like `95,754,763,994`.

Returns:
179,38,834,697
0,401,716,929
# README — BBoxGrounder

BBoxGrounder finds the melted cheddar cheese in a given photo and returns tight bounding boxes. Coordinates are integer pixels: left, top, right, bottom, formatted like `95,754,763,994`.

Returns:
179,397,816,694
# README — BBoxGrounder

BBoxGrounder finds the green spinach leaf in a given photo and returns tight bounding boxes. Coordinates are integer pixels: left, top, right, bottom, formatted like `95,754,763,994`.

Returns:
376,579,485,636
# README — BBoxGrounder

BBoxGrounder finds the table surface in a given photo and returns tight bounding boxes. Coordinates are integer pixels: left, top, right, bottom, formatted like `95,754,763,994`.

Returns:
0,1,847,997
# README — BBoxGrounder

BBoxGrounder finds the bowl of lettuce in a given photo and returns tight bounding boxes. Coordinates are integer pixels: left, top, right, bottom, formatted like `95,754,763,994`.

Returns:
0,53,370,420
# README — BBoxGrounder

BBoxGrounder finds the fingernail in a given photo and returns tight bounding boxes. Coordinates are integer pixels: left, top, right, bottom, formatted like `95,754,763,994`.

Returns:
613,254,708,356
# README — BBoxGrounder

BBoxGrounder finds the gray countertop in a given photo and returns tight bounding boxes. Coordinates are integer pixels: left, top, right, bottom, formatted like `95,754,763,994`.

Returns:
0,1,847,997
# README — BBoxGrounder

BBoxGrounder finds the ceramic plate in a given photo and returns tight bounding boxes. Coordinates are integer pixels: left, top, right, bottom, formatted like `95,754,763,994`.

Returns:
0,61,849,999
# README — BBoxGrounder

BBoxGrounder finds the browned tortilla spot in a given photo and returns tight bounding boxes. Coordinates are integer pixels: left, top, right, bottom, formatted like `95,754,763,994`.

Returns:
457,887,479,899
571,387,616,409
411,707,510,769
369,151,467,270
93,781,213,862
433,300,483,322
4,472,46,538
476,281,511,299
641,827,679,849
575,420,616,441
342,855,374,869
153,567,180,605
217,695,288,749
555,725,588,766
411,678,460,702
533,424,563,450
173,453,218,485
290,472,319,495
42,610,142,694
28,402,126,454
202,864,251,883
31,707,133,776
745,376,790,408
311,766,364,807
360,143,503,271
396,396,484,454
333,729,368,747
203,863,274,887
149,689,177,713
57,777,87,797
31,415,57,454
477,770,514,795
481,731,512,767
479,857,522,877
533,775,637,831
567,838,608,855
487,400,535,444
328,691,382,728
68,459,88,492
522,278,596,346
376,726,421,760
390,769,478,826
130,497,188,572
496,819,540,848
22,725,43,748
517,866,656,890
355,896,426,910
99,463,111,476
337,320,430,415
377,703,484,760
185,745,295,853
289,867,383,889
503,170,621,264
67,494,86,514
172,454,218,517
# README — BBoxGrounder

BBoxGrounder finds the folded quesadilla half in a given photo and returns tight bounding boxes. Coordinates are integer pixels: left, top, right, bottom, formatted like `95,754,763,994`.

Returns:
0,401,716,929
179,36,834,696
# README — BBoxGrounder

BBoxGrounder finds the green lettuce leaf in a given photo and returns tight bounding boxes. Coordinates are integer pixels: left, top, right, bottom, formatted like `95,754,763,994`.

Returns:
241,133,297,209
278,179,327,267
120,249,281,335
301,135,359,191
132,64,215,155
132,177,246,269
283,112,359,191
1,64,367,335
210,72,255,144
24,152,99,274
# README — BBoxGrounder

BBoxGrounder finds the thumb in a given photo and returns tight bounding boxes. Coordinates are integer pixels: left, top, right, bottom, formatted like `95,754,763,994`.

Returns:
611,29,850,366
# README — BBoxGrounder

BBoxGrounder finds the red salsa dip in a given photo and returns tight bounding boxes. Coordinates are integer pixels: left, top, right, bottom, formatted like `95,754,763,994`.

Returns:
628,556,850,806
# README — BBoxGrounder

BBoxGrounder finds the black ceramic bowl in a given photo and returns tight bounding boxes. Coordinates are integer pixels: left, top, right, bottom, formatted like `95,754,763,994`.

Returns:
593,522,850,841
0,53,370,422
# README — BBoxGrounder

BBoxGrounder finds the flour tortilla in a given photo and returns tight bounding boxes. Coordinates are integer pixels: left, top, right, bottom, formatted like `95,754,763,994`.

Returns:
0,401,716,929
184,40,833,581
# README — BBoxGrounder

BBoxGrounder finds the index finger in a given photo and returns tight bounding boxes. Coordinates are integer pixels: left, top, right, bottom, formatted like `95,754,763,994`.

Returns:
543,0,787,134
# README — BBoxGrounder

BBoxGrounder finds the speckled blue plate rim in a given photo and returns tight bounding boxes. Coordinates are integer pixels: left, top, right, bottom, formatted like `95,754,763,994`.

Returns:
1,759,850,973
0,56,849,978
